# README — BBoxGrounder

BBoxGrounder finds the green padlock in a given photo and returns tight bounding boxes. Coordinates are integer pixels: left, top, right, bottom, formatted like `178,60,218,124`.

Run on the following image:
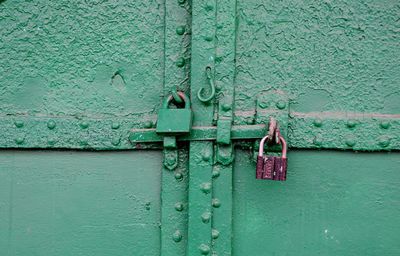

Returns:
156,92,193,134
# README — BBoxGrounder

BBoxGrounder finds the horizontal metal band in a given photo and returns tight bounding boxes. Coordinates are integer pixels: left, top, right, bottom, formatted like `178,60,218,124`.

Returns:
0,112,398,151
130,125,266,143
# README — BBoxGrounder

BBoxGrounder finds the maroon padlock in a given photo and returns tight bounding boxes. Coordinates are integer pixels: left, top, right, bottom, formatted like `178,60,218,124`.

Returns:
256,135,287,181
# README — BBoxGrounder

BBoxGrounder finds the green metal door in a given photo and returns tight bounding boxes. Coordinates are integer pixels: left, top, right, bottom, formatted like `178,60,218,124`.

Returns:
1,0,399,256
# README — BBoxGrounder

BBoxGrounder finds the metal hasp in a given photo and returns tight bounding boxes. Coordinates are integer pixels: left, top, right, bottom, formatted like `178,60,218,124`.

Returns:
156,92,192,170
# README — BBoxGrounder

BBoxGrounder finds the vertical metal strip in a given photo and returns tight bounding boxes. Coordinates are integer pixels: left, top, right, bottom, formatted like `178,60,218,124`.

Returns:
188,0,217,255
212,0,237,255
161,0,191,255
188,142,214,255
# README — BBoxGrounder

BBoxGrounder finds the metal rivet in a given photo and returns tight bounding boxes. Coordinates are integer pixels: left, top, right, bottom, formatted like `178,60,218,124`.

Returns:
212,198,221,208
199,244,210,255
176,57,185,67
222,103,231,111
345,138,356,147
15,137,24,144
48,139,57,146
380,121,390,129
313,136,322,146
313,118,323,127
14,120,24,128
175,202,184,212
346,120,356,128
246,118,254,125
172,230,182,242
205,35,214,42
276,100,286,110
177,0,185,4
205,1,214,11
176,26,185,35
378,137,390,148
144,120,153,128
80,121,89,129
202,151,211,161
111,122,120,129
258,101,268,109
111,138,120,146
174,172,183,180
47,120,56,130
201,212,211,223
200,182,212,194
211,229,220,239
212,170,220,178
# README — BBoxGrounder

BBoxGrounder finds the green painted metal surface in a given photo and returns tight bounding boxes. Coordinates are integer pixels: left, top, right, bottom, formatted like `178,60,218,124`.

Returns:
0,150,162,255
233,149,400,255
0,0,399,255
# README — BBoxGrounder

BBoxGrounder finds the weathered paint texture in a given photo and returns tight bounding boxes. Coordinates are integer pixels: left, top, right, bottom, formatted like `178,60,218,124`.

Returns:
234,0,400,114
0,0,399,255
0,0,165,116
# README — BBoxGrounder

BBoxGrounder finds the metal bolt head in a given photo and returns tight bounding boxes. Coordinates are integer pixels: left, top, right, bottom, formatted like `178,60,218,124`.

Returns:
202,151,211,161
346,119,356,128
345,138,356,147
205,1,214,11
258,101,268,109
175,202,184,212
212,198,221,208
47,139,57,146
378,137,390,148
313,118,323,127
14,120,24,128
47,120,56,130
144,120,153,128
380,121,390,129
201,212,211,223
172,230,182,242
200,182,212,194
205,35,214,42
111,138,120,146
313,135,322,146
176,57,185,67
276,100,286,110
174,172,183,180
222,103,231,111
80,121,89,129
111,122,120,129
212,170,220,179
15,137,24,144
199,244,210,255
211,229,220,239
176,26,185,35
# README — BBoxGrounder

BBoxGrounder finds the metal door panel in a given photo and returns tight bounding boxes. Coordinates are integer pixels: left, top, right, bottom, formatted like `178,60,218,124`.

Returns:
0,150,162,256
233,150,400,255
0,0,164,116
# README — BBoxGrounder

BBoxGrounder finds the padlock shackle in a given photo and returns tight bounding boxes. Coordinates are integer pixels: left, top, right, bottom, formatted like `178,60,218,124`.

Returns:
163,92,190,109
258,135,270,156
279,135,287,159
258,135,287,158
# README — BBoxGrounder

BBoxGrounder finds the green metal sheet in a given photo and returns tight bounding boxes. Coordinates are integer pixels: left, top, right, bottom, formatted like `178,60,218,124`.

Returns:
0,1,165,117
0,150,162,256
233,149,400,255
